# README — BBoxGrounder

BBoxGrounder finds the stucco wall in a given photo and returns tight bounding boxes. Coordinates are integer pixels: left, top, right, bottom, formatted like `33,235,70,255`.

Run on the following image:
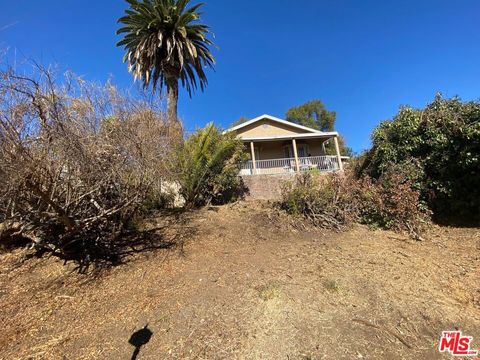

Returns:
253,141,285,159
245,139,327,160
299,139,326,157
236,118,311,137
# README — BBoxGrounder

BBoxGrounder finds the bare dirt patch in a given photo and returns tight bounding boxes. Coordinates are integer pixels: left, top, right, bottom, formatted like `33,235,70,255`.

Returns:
0,201,479,359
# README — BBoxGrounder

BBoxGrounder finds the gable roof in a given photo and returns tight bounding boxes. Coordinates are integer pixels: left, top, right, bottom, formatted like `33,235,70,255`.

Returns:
226,114,324,134
238,131,339,142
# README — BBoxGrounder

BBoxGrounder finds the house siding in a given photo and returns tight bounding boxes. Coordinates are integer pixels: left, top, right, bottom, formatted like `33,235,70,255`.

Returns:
236,119,312,137
247,139,326,160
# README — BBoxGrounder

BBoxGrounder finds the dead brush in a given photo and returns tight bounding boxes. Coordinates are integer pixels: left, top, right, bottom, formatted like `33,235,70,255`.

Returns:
278,171,430,238
279,173,361,231
0,65,175,271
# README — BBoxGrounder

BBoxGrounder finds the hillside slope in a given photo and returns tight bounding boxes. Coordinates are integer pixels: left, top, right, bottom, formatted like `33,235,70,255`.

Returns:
0,201,479,359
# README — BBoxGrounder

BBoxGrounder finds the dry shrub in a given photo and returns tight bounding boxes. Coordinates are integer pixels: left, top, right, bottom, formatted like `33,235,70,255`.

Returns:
279,169,431,238
0,65,173,270
356,168,431,237
279,173,359,230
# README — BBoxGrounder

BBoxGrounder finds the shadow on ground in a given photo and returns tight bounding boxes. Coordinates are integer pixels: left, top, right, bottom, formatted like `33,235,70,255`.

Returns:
129,324,153,360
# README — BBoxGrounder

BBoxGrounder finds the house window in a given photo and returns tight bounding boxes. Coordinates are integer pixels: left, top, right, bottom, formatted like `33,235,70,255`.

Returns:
297,144,308,157
284,143,309,158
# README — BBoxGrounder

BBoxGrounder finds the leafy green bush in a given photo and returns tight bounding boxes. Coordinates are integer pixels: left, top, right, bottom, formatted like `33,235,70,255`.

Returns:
357,95,480,221
279,171,430,237
175,123,247,207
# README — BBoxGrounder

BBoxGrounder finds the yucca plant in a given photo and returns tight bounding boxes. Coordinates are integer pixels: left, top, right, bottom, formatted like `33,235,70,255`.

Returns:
176,123,246,207
117,0,215,124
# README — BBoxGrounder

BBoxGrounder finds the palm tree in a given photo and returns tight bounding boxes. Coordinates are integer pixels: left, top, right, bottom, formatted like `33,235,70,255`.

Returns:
117,0,215,124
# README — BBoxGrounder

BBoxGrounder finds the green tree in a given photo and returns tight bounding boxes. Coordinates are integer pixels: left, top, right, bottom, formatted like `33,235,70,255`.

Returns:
286,99,336,131
324,136,352,157
230,116,249,128
285,100,352,156
117,0,215,124
358,94,480,220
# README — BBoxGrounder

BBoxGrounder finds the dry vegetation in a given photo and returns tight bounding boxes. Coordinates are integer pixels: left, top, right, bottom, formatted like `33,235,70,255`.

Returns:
279,170,431,239
0,201,478,359
0,63,478,360
0,66,174,271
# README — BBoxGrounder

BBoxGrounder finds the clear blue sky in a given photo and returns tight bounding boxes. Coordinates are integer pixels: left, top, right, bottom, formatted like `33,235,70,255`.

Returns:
1,0,479,152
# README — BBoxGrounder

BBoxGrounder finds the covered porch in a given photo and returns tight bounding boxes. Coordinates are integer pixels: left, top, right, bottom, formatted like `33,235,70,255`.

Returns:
239,133,344,176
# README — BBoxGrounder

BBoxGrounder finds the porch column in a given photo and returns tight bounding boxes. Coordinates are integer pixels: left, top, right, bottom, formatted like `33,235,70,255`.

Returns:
292,138,300,173
333,136,344,171
250,141,257,175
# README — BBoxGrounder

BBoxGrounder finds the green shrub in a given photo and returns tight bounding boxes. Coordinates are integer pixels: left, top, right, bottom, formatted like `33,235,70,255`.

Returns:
175,123,247,207
357,95,480,221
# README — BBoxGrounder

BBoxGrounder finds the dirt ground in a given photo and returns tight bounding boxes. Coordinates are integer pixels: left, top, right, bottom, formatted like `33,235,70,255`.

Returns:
0,201,479,360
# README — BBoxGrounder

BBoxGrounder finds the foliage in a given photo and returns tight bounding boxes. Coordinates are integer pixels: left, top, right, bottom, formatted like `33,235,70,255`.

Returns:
279,171,430,237
117,0,215,122
285,99,353,156
286,99,336,131
0,66,172,271
323,135,353,157
229,116,249,128
357,94,480,221
175,123,247,207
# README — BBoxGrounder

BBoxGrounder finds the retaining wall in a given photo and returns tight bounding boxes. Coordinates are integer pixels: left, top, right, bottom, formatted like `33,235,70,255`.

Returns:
241,174,293,201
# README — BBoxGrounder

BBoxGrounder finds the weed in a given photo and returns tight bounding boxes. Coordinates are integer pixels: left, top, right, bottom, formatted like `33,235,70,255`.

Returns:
323,279,340,292
257,282,281,301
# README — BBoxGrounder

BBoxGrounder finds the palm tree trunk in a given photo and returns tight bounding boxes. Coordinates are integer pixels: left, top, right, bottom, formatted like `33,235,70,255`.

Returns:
166,77,178,125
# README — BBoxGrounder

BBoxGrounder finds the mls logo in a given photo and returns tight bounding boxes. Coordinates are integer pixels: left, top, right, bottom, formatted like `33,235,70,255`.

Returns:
439,331,478,356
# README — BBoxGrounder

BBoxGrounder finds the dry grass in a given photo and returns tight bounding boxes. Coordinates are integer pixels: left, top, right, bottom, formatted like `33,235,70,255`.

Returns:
0,201,479,359
257,282,282,301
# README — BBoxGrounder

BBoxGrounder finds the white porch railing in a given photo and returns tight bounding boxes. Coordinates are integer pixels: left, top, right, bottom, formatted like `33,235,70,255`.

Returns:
240,155,340,176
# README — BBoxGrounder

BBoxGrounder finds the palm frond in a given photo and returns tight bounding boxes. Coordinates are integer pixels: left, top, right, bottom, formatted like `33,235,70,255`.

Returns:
176,124,245,207
116,0,215,96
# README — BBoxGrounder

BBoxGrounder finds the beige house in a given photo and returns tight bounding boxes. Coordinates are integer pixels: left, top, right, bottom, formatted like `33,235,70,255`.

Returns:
226,114,345,176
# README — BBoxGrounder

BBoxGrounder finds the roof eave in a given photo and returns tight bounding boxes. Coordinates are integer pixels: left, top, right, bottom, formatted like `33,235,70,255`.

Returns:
239,132,339,142
225,114,324,134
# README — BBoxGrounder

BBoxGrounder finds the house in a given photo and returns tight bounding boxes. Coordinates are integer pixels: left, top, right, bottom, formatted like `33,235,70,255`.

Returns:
226,114,345,176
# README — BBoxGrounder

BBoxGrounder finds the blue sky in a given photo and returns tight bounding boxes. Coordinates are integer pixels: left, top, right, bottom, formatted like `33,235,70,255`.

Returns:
1,0,479,152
